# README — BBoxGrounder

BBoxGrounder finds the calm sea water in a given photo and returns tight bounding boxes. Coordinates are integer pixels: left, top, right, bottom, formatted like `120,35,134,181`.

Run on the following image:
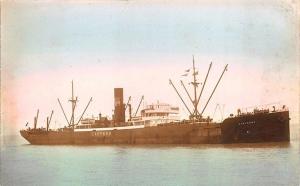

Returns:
1,135,299,186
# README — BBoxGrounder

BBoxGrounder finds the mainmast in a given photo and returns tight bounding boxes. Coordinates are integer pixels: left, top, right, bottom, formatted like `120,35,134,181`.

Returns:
191,56,199,118
69,80,78,130
169,56,228,121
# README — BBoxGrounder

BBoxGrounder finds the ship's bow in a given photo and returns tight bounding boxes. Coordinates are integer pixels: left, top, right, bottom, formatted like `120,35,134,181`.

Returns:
221,110,290,143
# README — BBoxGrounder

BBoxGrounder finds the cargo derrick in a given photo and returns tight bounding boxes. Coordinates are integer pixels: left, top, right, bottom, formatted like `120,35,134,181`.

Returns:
124,96,132,121
56,81,92,130
46,110,54,131
169,56,228,122
134,95,144,117
33,109,39,130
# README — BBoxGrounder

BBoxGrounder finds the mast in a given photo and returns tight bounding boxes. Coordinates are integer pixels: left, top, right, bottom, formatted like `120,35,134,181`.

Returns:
57,81,92,129
69,80,78,130
192,56,198,118
72,81,74,127
169,57,227,121
169,56,200,118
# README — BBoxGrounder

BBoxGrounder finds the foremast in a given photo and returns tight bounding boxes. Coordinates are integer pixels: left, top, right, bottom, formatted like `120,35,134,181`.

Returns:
57,81,93,131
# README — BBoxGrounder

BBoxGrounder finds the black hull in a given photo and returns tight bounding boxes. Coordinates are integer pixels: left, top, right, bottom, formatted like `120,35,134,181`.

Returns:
20,111,290,145
221,111,290,143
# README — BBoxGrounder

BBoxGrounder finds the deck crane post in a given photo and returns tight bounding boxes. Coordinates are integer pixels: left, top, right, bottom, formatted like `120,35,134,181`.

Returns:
33,109,39,129
46,110,54,131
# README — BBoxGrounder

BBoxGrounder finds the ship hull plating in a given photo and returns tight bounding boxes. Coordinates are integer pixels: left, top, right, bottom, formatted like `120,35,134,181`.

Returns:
21,124,222,145
74,123,222,144
20,111,290,145
20,130,74,145
221,111,290,143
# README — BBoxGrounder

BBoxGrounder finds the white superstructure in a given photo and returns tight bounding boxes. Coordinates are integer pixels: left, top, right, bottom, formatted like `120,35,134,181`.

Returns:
75,102,180,132
129,103,180,127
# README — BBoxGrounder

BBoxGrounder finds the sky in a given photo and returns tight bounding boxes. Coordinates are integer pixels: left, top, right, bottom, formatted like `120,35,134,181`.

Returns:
1,0,299,138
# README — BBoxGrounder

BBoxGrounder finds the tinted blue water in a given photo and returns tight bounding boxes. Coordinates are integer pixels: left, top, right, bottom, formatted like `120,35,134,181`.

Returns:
1,135,299,186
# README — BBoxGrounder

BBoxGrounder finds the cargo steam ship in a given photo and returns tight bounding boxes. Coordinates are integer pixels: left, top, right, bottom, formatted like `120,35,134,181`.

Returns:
20,58,290,145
